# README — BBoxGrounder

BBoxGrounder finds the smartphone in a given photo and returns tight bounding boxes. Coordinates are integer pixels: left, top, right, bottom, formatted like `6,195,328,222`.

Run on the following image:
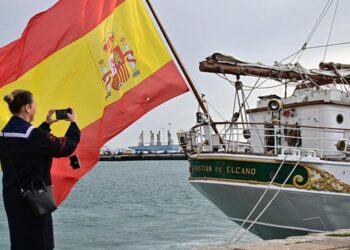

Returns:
69,155,81,170
55,108,72,120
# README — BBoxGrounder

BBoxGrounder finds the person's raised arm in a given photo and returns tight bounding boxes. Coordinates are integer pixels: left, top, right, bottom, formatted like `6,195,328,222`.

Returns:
33,109,80,158
38,110,58,133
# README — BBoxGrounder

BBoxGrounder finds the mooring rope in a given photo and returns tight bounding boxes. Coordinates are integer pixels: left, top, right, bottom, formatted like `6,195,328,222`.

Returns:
231,155,303,244
184,139,208,160
227,154,288,244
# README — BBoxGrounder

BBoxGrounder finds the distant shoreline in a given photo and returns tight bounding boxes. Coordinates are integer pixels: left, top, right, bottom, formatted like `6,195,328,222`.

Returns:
99,153,187,161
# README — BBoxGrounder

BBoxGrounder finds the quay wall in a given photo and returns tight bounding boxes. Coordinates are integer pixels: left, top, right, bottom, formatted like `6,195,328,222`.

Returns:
99,153,187,161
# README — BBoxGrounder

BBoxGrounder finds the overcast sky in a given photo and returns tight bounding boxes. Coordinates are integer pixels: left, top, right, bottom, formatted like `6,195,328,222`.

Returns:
1,0,350,149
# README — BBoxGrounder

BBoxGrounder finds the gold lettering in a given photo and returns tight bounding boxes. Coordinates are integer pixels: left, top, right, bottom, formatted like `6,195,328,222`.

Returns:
227,167,236,173
251,168,256,175
225,166,257,176
191,166,213,172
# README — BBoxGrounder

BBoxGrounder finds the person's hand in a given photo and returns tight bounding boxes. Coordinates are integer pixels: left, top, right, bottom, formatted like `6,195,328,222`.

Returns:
46,110,58,125
67,108,77,123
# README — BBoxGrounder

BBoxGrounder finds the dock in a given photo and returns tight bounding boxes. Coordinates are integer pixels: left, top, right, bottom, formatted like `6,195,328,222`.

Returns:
193,229,350,250
99,153,187,161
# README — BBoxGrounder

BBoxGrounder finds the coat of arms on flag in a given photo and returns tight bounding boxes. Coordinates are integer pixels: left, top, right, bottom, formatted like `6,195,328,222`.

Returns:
98,32,140,99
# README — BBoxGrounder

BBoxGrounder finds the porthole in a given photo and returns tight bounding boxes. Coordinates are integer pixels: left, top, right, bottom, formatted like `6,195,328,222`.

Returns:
336,114,344,124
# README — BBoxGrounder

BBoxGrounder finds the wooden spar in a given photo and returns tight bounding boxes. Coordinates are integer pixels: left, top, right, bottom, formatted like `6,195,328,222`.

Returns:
144,0,223,139
199,61,350,86
319,62,350,70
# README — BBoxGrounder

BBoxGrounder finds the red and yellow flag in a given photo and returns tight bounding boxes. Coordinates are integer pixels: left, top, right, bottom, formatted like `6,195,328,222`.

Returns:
0,0,188,204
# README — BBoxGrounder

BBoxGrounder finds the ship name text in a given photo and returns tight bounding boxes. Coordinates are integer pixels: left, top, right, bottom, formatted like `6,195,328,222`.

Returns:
191,165,256,176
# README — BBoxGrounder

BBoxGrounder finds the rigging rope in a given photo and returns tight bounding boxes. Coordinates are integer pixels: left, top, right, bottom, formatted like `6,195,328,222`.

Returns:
243,82,294,90
206,101,227,122
216,0,344,95
323,0,339,62
332,65,350,92
306,41,350,50
280,49,302,63
305,0,333,44
287,0,334,64
279,41,350,63
216,73,292,90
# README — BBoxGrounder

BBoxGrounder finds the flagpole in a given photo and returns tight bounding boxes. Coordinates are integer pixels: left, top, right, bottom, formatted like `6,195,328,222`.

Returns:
144,0,222,138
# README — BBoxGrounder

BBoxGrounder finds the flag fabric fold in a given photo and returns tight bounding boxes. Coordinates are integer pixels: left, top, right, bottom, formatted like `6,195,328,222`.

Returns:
0,0,188,204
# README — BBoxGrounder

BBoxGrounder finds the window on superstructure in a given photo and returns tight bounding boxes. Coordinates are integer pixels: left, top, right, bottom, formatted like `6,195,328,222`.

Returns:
336,114,344,124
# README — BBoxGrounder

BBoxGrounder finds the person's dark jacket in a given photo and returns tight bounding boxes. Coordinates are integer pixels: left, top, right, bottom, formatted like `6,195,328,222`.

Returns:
0,115,80,194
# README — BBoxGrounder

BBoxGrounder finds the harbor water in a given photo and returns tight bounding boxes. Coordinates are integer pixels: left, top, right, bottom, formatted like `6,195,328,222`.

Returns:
0,161,258,249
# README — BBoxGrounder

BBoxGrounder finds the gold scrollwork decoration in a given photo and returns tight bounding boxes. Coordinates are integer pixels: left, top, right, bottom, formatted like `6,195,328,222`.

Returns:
292,175,307,189
291,164,312,189
302,164,350,193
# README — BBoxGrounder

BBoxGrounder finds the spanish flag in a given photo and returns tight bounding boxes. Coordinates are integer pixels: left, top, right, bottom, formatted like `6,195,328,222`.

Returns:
0,0,188,204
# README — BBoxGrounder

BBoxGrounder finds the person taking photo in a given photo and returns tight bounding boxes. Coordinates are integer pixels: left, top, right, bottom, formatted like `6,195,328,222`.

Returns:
0,89,80,250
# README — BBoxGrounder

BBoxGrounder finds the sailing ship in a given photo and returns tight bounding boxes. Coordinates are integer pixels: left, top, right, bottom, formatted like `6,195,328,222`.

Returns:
179,54,350,240
177,4,350,240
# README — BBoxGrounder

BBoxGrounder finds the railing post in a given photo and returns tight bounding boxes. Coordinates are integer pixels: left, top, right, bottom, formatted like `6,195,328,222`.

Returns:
320,128,323,158
226,124,229,151
274,125,277,155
